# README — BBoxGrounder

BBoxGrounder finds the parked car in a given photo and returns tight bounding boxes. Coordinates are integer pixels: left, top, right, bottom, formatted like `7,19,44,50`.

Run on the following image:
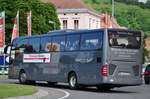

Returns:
144,64,150,84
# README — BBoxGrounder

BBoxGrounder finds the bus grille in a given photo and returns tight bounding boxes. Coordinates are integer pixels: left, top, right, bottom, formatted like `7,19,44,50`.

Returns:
109,64,117,75
133,65,139,76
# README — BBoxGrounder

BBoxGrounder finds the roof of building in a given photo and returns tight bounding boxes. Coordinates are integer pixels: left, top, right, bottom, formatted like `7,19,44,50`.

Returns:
41,0,100,17
41,0,92,9
101,13,126,29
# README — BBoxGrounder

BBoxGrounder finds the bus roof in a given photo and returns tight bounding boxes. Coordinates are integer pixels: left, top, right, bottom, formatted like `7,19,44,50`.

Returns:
13,28,141,42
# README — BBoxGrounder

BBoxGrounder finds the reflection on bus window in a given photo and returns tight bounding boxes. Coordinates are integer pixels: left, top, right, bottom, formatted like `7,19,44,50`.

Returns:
66,34,80,51
81,33,102,50
28,38,40,53
52,36,65,51
41,36,51,52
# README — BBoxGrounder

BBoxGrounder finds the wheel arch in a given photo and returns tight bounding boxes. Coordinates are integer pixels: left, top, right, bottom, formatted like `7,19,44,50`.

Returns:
19,69,25,74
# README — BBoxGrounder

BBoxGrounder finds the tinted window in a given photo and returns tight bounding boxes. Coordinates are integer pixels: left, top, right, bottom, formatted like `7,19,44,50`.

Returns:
17,39,28,48
66,34,80,51
28,38,40,53
41,36,51,52
81,33,102,50
16,39,28,52
108,31,141,49
52,36,65,51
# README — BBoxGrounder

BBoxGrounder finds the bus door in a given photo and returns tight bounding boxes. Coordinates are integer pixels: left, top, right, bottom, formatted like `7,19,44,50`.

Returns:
9,44,21,79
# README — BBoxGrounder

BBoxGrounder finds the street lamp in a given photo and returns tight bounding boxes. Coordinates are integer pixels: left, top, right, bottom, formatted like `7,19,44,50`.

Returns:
49,21,56,30
112,0,114,28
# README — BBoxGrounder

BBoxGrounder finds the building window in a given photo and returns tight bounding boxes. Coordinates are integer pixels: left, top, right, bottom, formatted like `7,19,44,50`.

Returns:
63,20,67,29
74,20,79,29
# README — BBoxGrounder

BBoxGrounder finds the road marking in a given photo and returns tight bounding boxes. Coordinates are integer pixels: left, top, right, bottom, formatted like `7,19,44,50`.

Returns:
54,89,70,99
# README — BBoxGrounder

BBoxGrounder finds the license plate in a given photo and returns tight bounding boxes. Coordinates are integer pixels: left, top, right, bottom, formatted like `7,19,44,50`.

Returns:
118,72,131,76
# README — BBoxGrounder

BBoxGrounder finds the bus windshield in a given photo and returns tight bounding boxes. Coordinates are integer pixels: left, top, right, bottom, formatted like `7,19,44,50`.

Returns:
108,31,141,49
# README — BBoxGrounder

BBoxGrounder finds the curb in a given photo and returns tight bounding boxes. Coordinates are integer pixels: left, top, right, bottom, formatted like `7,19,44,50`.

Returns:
4,89,49,99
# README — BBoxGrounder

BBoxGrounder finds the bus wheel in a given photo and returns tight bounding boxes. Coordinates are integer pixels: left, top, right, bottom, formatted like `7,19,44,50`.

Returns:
19,71,27,84
69,73,78,89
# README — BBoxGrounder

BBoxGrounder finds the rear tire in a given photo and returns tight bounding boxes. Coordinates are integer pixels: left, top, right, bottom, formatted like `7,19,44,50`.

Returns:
19,71,28,84
68,73,78,89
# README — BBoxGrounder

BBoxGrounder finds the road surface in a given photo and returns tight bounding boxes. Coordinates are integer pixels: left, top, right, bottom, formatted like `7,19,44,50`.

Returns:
0,79,150,99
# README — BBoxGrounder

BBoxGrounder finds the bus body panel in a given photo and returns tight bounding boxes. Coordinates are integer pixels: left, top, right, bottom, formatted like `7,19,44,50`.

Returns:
8,28,142,87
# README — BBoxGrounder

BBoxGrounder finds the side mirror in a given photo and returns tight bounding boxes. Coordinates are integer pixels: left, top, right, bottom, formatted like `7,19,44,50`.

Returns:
4,45,11,54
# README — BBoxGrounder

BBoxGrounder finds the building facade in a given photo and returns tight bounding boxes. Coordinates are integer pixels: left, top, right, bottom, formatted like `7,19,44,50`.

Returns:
42,0,101,30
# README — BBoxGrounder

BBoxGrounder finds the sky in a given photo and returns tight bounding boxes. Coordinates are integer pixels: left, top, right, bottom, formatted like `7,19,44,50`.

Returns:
138,0,147,3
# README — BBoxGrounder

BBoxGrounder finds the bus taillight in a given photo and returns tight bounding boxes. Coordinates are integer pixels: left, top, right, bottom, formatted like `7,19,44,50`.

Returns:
102,65,108,77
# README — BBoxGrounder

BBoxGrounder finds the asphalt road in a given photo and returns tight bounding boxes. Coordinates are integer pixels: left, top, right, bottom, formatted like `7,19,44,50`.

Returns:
0,79,150,99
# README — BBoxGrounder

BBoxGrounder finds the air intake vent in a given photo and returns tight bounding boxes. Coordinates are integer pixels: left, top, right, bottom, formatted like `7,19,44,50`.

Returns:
133,65,139,76
109,64,117,75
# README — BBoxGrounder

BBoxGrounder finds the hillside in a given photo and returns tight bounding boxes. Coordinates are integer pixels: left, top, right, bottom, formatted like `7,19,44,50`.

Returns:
82,0,150,36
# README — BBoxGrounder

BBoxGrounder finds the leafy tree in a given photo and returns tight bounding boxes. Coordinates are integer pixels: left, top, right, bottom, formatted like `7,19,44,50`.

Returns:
0,0,60,44
92,0,97,3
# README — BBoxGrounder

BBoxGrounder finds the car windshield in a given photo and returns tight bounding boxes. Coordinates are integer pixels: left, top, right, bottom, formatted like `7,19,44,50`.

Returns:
108,31,141,49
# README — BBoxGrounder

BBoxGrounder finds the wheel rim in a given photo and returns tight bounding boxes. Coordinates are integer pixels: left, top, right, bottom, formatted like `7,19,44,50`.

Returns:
20,73,26,83
70,76,76,87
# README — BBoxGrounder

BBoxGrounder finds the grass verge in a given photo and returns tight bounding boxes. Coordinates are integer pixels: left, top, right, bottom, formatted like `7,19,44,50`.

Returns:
0,83,38,98
0,75,8,79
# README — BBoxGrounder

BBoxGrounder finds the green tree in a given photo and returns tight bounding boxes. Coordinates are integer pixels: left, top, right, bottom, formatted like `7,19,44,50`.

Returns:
0,0,60,44
92,0,97,3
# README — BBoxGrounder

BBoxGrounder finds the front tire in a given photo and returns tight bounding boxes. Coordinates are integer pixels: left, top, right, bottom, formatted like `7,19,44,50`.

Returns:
68,73,78,89
19,71,28,84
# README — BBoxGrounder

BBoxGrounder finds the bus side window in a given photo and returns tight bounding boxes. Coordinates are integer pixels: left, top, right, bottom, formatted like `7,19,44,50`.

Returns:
52,36,65,51
80,33,102,50
28,38,40,53
40,36,52,52
16,39,28,53
66,34,80,51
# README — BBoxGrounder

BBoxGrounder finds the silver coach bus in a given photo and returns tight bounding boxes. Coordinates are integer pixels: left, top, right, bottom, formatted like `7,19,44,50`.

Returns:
6,28,142,91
